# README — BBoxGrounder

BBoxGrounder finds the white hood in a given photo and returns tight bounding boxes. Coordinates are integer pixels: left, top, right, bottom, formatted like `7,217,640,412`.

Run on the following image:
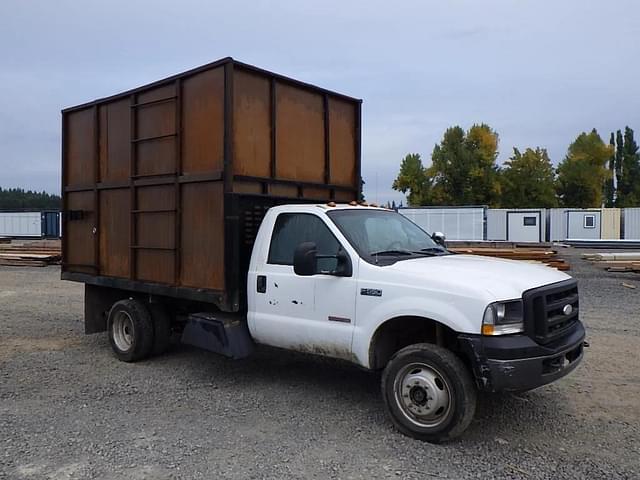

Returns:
384,254,570,300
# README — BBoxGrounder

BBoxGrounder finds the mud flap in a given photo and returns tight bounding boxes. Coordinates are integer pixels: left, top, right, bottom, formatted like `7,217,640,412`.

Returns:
181,312,254,359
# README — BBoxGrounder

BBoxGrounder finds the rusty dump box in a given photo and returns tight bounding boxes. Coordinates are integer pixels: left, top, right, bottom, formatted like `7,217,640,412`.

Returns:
61,57,362,312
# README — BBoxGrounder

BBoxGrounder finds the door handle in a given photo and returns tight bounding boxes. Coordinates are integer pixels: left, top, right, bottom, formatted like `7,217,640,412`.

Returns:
257,275,267,293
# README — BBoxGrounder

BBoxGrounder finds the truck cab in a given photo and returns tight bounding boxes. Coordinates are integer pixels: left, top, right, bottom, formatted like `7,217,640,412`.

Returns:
246,203,585,441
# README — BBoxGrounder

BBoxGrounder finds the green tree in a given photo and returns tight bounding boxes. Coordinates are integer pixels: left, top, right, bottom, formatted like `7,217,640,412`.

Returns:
392,153,431,206
0,187,61,209
615,126,640,207
603,132,616,207
428,124,501,206
500,147,558,208
556,129,612,207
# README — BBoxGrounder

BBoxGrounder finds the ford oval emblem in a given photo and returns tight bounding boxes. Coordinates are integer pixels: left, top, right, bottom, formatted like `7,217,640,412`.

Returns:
563,304,573,316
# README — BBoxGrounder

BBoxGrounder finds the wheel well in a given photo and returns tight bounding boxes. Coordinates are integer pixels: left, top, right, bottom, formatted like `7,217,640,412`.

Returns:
369,316,460,370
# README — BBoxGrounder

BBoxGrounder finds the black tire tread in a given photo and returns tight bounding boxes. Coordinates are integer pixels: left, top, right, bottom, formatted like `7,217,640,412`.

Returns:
381,343,477,443
107,299,154,362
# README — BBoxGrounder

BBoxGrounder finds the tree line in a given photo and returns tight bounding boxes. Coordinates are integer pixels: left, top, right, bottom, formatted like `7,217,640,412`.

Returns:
0,187,61,210
392,124,640,208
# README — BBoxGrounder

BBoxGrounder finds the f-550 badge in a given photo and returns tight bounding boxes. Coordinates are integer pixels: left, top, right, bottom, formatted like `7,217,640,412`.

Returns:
360,288,382,297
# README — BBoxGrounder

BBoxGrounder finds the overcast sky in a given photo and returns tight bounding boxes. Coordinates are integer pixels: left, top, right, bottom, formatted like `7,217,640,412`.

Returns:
1,0,639,205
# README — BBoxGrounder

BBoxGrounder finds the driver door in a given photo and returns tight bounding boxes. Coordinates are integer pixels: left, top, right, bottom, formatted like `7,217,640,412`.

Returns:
250,212,356,360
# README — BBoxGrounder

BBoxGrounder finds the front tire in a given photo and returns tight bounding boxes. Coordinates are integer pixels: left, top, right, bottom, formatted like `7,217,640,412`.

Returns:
381,343,477,442
107,299,154,362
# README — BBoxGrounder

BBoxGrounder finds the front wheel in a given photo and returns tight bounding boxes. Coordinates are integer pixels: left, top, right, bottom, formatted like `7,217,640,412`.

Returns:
381,343,477,442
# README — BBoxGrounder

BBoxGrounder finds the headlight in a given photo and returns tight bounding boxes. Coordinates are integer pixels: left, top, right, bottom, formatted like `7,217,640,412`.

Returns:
482,300,524,335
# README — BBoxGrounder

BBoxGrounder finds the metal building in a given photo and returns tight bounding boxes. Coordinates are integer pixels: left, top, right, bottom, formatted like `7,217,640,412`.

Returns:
399,207,486,241
601,208,621,240
624,208,640,239
486,209,547,243
566,210,601,239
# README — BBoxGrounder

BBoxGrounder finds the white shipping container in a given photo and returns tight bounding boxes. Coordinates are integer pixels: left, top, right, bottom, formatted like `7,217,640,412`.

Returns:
624,208,640,240
399,207,485,241
0,212,42,237
487,209,547,242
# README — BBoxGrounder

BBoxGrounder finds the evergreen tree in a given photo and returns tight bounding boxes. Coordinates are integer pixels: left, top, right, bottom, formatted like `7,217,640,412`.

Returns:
604,132,616,207
0,187,61,210
615,130,624,200
616,127,640,207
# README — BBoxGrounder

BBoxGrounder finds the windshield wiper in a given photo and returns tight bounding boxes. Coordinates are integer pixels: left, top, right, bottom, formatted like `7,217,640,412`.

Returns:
370,249,413,256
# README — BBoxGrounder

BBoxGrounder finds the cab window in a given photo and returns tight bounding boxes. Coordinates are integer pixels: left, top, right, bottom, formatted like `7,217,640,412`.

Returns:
268,213,341,271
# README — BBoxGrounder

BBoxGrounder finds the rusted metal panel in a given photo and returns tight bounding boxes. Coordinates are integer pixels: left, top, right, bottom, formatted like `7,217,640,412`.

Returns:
99,189,130,277
233,182,264,195
329,98,357,187
99,100,131,181
136,250,175,284
270,184,299,198
275,83,325,183
65,191,96,273
66,108,95,186
180,182,225,290
182,67,225,174
137,138,176,177
232,69,271,178
335,190,356,202
62,57,362,311
136,84,176,104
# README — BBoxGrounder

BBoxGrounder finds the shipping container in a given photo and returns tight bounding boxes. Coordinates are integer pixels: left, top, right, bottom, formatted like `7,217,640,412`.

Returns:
486,208,547,243
623,208,640,239
61,57,362,312
0,210,61,238
399,207,486,241
0,211,41,237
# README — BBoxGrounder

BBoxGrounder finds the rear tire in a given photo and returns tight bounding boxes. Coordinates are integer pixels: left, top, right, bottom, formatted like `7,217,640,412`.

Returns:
381,343,477,443
107,299,154,362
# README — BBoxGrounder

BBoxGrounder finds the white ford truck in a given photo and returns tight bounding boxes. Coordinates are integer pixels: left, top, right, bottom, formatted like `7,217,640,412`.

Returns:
78,203,585,443
61,59,584,442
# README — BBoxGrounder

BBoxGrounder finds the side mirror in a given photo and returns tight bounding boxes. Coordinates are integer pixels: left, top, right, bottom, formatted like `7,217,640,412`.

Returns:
334,249,353,277
293,242,317,276
432,231,446,246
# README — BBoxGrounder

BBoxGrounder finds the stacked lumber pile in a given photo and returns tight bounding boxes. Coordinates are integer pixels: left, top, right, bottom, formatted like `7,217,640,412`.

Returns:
0,240,61,267
582,252,640,274
449,246,570,271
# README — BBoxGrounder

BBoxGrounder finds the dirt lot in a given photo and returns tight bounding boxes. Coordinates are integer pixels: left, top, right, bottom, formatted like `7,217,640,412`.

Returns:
1,248,639,479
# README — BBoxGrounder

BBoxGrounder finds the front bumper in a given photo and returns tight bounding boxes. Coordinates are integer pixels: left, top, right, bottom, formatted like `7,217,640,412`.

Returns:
459,321,586,392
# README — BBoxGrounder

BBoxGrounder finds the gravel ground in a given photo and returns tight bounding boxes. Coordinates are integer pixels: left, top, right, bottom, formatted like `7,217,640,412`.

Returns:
1,248,639,479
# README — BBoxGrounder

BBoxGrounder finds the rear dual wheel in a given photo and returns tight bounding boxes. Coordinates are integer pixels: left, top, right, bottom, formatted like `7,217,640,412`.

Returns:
107,299,171,362
381,343,477,443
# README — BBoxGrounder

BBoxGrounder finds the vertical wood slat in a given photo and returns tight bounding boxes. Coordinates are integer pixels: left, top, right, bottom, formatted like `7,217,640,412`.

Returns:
269,77,277,188
323,94,330,186
129,93,137,280
93,105,100,273
223,62,234,194
174,78,182,284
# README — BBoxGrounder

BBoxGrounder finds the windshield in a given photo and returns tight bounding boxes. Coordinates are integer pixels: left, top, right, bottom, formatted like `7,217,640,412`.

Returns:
327,209,447,264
